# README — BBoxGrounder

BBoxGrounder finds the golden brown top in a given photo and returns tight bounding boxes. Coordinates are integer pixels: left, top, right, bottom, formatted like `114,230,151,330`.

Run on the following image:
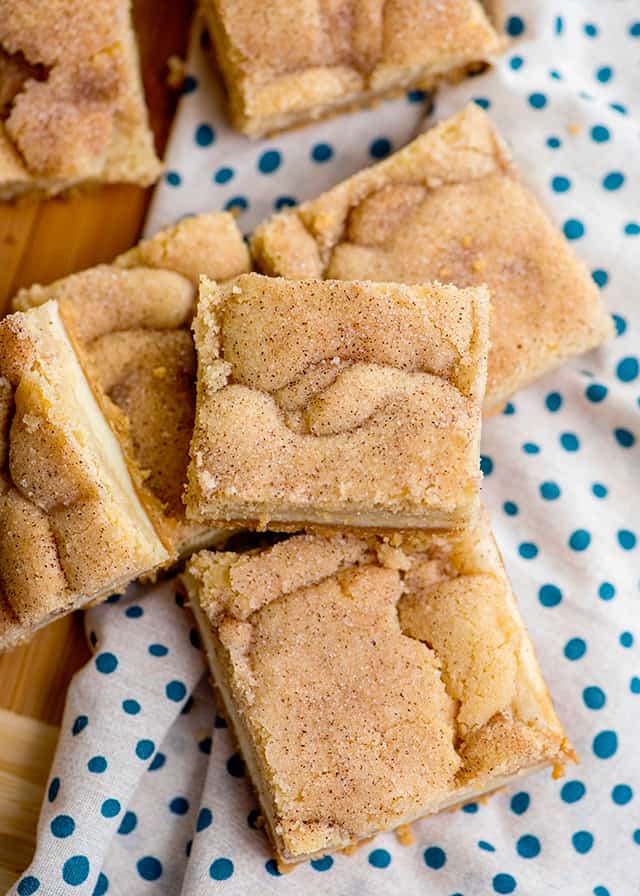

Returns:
252,104,613,414
0,0,160,193
205,0,502,135
186,273,488,530
185,517,569,859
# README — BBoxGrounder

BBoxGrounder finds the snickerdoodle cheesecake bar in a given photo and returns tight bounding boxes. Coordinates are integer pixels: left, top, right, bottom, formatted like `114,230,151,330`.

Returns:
252,103,614,414
0,0,161,199
185,272,489,532
183,516,574,864
201,0,503,137
0,212,250,651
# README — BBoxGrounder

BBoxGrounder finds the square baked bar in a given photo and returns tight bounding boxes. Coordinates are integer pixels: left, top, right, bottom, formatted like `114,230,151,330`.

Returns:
252,103,614,414
0,0,161,199
184,516,574,863
202,0,503,137
185,272,489,531
0,212,250,652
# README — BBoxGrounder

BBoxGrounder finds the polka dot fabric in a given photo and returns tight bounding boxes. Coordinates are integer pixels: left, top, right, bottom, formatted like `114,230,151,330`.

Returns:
12,3,639,895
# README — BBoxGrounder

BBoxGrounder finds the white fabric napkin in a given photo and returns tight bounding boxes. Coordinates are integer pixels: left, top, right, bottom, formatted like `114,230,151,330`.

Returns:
10,1,640,894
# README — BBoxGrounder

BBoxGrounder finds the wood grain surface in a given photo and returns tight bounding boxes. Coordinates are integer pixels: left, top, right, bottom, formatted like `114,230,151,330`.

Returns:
0,0,195,725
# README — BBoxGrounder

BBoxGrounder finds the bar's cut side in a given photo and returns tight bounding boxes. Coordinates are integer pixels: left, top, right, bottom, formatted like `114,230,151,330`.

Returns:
0,0,161,199
185,272,489,531
202,0,503,137
184,519,574,863
252,103,613,414
0,212,250,652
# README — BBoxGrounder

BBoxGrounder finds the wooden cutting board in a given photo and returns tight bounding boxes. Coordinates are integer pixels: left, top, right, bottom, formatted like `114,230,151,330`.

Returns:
0,0,195,883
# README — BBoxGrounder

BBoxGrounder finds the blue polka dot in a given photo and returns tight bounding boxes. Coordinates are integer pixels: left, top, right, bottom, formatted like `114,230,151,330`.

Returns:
596,66,613,83
225,196,248,212
105,593,122,604
197,808,213,832
569,529,591,551
506,15,525,35
479,840,496,852
208,857,234,879
423,846,446,869
563,218,585,240
95,652,118,674
586,383,607,402
137,857,162,881
101,798,121,818
136,739,155,760
370,137,392,159
546,136,561,148
561,780,586,803
612,784,633,805
518,542,538,559
511,792,530,815
591,124,610,142
407,89,427,103
181,696,194,715
634,830,640,844
546,391,563,412
510,55,524,70
195,123,215,147
624,222,640,235
598,581,615,599
72,715,88,736
594,888,610,896
166,680,187,702
122,699,140,715
631,677,640,694
565,638,586,660
504,501,519,516
504,401,516,415
620,631,633,648
226,752,245,777
539,584,562,607
214,166,234,184
462,802,479,813
87,755,107,773
618,529,637,551
612,314,626,335
51,814,75,838
592,269,609,288
611,101,627,115
529,92,547,109
265,859,281,876
473,97,491,109
48,777,60,803
614,427,635,447
125,605,143,618
583,686,606,710
149,751,166,770
523,442,540,454
517,834,541,858
62,855,90,886
182,75,198,94
149,643,169,656
247,808,261,828
630,21,640,36
311,143,333,163
549,69,562,80
274,195,296,210
493,873,517,894
93,873,108,896
258,149,281,174
617,357,639,382
560,432,580,451
480,454,493,475
369,848,392,868
310,856,333,872
555,15,563,34
198,736,212,755
593,730,618,759
551,175,571,192
540,481,561,500
603,172,624,190
583,23,598,37
165,171,181,187
17,877,40,895
118,811,137,835
572,831,594,853
169,796,189,815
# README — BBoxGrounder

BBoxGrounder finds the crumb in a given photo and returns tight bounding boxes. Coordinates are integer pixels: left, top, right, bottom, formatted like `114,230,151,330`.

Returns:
395,824,415,846
166,55,186,89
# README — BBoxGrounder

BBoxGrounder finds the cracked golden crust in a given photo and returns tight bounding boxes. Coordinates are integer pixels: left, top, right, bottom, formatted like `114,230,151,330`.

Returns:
184,514,571,862
186,272,489,531
1,212,250,651
203,0,503,137
252,104,614,414
0,0,161,199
